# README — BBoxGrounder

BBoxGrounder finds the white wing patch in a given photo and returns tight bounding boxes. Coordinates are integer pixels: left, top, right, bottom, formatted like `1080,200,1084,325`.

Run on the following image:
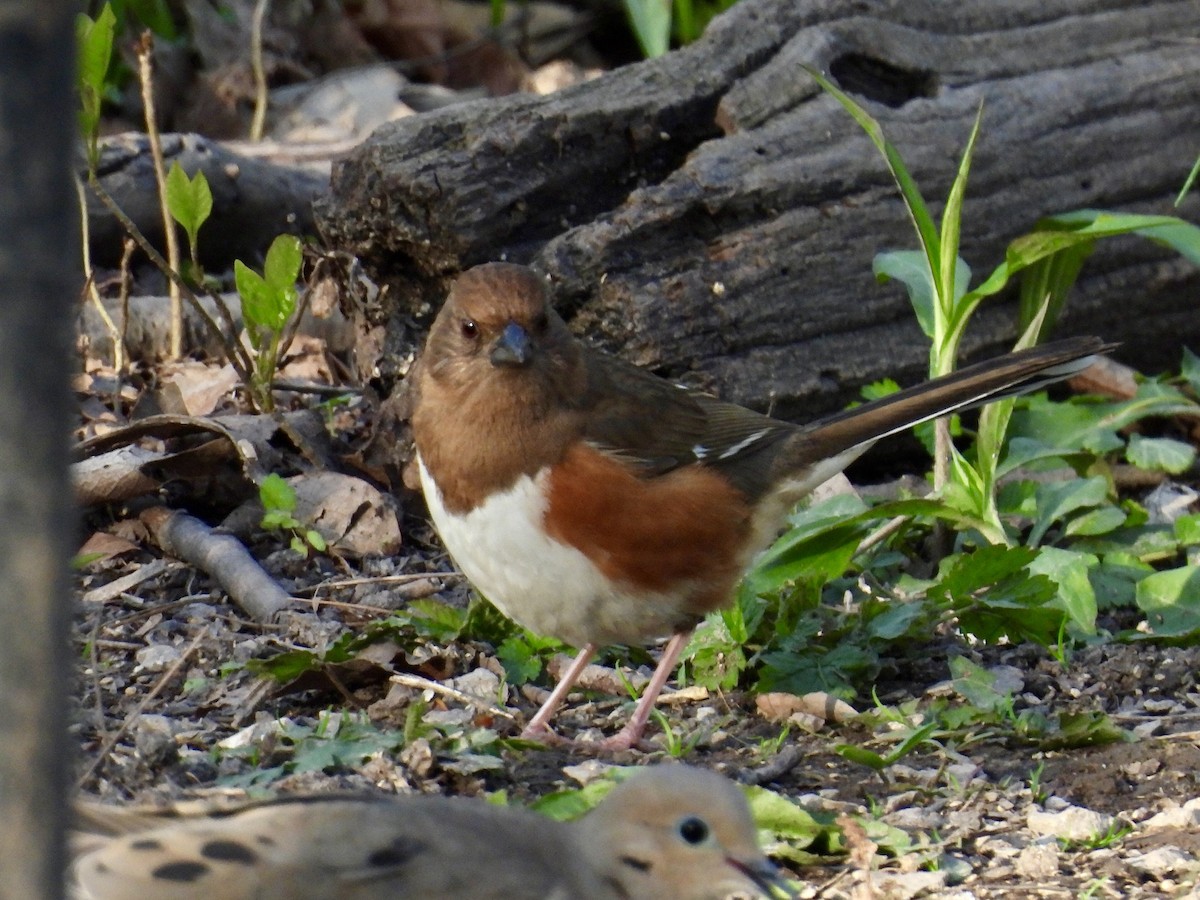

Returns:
718,428,770,460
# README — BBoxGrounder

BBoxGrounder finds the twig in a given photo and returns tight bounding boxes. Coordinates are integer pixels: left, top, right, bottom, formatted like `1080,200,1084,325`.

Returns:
117,237,136,366
249,0,271,141
389,672,516,720
87,176,254,378
75,175,125,370
141,506,293,622
136,32,183,359
77,627,208,789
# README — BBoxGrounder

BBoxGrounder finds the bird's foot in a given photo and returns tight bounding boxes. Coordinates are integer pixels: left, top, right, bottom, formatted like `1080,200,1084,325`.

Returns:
518,723,571,747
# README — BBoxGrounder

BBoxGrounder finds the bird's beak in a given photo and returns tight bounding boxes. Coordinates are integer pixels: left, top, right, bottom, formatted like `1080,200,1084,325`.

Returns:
490,321,532,367
729,856,797,898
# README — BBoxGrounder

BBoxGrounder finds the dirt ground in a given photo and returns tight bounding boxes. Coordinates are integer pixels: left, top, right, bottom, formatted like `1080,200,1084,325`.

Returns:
71,533,1200,898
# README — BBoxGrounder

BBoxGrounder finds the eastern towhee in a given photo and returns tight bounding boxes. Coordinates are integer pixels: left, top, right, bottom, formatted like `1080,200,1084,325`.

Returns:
411,262,1110,750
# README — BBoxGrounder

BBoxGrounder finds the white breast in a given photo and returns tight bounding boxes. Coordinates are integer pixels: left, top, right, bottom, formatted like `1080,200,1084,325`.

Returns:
416,456,686,648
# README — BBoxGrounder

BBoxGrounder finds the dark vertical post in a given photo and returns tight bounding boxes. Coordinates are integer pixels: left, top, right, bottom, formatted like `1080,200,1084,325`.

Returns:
0,2,78,897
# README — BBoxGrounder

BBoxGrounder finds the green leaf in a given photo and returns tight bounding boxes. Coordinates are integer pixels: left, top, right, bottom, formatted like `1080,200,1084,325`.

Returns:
75,4,118,169
1125,434,1196,474
623,0,671,57
873,250,937,338
1026,547,1099,636
1177,154,1200,207
1063,506,1127,538
1181,347,1200,397
165,163,213,250
937,103,983,341
803,66,939,272
1135,565,1200,637
496,635,543,685
259,473,296,514
1041,711,1129,750
407,598,469,641
932,546,1062,644
947,656,1010,712
235,260,272,337
1176,513,1200,546
1028,476,1110,547
264,234,303,292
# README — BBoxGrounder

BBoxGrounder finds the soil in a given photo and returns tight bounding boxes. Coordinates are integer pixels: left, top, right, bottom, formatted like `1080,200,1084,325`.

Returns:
71,528,1200,898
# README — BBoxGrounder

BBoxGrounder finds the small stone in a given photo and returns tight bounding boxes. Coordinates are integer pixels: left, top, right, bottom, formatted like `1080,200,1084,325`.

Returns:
938,854,973,885
1128,847,1194,878
1043,795,1070,812
1027,805,1113,841
884,807,946,831
988,665,1025,694
975,836,1021,860
1014,841,1060,879
1145,798,1200,830
135,643,181,672
133,714,177,766
870,870,946,898
946,762,981,784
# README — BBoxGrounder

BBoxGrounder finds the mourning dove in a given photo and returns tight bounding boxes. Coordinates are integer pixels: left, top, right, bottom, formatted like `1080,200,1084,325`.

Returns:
70,765,793,899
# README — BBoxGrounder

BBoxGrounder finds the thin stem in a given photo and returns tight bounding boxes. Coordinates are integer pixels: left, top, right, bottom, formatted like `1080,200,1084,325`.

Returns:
74,175,125,371
136,32,183,359
249,0,271,142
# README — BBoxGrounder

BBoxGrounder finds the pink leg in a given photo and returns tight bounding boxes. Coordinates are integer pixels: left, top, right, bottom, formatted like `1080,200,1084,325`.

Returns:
599,630,691,752
521,643,598,741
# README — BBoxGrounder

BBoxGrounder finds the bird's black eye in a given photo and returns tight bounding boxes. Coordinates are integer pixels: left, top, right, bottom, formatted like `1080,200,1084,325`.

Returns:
532,311,549,333
677,816,710,845
460,319,479,340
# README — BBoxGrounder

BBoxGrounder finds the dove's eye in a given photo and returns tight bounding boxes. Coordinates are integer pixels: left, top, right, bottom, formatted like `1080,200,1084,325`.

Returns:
677,816,710,845
461,320,479,340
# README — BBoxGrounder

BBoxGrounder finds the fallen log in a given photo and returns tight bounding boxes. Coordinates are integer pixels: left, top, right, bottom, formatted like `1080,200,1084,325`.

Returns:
317,0,1200,422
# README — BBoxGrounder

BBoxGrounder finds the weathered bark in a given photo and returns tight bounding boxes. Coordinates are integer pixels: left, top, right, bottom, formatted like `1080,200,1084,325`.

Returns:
87,132,327,269
317,0,1200,420
0,2,76,897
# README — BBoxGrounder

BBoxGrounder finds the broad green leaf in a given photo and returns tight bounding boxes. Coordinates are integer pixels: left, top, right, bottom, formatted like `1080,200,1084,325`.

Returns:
165,162,213,249
1125,435,1196,474
1176,513,1200,546
1135,565,1200,637
874,250,971,342
264,233,303,292
1088,554,1152,610
235,260,272,336
1181,347,1200,397
1063,506,1127,538
947,656,1010,711
623,0,670,57
1028,476,1110,547
496,635,543,684
406,598,468,641
745,785,831,846
259,473,296,513
1041,712,1129,750
1026,547,1098,635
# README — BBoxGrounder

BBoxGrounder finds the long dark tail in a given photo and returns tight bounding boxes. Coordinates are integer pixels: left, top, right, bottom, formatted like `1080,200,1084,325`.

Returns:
770,336,1115,484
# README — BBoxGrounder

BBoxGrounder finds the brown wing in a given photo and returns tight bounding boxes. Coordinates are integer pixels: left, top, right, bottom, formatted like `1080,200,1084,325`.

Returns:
578,351,795,499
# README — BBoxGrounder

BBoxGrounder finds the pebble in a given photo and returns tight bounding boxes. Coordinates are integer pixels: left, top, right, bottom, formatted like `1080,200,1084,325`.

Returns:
1027,805,1113,840
1128,847,1195,879
134,642,181,672
871,870,946,898
1014,841,1060,878
1144,797,1200,830
884,806,946,831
